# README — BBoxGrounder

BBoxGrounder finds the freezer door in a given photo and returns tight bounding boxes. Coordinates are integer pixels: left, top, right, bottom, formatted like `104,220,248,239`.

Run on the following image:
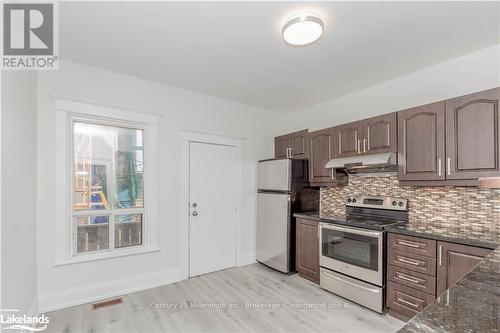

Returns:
256,192,290,273
257,159,290,191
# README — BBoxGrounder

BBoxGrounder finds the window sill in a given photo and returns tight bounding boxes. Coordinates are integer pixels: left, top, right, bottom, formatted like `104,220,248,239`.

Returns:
54,246,161,267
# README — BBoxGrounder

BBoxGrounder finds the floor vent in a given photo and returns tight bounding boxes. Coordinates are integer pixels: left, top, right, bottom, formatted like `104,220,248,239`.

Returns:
92,297,123,310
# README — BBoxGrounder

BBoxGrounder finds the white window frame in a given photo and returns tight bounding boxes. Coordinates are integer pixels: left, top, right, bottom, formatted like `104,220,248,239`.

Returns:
54,98,160,266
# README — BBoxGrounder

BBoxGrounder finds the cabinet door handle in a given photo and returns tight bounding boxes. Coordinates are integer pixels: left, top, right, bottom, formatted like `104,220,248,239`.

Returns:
438,158,442,177
363,139,367,153
438,245,443,266
397,240,421,248
338,133,342,155
447,157,451,176
396,272,422,285
321,269,381,293
357,140,362,154
397,298,419,309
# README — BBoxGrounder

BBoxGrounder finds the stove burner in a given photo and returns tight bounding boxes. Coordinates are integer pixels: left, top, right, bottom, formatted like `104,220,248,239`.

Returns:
346,217,405,227
343,195,409,230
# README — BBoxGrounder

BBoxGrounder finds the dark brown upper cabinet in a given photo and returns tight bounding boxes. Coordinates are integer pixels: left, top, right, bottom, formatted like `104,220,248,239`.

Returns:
308,127,335,183
333,114,397,158
274,134,290,158
445,87,500,180
274,129,308,159
333,121,363,158
363,113,397,154
436,241,491,296
290,130,309,159
398,102,446,181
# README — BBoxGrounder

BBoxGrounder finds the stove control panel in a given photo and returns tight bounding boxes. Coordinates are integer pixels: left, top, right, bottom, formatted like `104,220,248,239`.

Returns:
346,196,408,211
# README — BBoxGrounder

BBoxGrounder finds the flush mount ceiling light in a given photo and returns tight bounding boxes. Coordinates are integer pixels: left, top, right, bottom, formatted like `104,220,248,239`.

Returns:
282,13,324,46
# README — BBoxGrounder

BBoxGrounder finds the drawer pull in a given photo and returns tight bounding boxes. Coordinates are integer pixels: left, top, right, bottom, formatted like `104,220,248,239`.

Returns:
396,240,421,248
396,272,422,285
397,298,419,309
396,256,422,267
320,269,380,293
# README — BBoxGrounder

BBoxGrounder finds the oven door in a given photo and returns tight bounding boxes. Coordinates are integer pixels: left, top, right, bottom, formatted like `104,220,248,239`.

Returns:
320,223,383,286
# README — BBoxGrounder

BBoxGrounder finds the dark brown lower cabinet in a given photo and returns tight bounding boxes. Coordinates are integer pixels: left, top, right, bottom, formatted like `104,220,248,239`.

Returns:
387,233,493,322
387,281,435,319
436,241,491,295
296,218,320,284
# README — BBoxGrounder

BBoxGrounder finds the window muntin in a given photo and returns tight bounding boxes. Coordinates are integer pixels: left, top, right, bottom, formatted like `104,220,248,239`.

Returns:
72,121,145,255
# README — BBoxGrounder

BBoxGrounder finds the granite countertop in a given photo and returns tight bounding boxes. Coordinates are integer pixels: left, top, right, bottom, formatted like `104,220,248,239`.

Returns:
294,212,500,249
293,211,322,221
398,244,500,333
385,222,500,250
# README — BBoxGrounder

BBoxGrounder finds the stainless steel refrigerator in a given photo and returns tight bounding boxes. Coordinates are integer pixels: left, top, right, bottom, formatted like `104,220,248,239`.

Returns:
256,158,319,273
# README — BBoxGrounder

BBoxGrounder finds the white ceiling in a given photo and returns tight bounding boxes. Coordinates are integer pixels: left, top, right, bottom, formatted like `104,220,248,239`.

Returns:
60,1,500,112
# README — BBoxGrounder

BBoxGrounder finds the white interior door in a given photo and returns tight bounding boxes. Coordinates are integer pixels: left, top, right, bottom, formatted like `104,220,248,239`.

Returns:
189,141,237,277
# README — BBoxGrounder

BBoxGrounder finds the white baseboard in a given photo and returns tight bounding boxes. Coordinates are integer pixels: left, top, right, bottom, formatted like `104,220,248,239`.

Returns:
38,267,183,313
238,252,256,266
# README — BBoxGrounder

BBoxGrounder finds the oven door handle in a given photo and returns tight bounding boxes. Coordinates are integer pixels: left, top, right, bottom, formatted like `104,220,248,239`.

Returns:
321,269,381,293
320,223,382,238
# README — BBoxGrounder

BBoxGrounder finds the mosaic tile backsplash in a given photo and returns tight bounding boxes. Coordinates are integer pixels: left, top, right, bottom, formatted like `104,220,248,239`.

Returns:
320,175,500,242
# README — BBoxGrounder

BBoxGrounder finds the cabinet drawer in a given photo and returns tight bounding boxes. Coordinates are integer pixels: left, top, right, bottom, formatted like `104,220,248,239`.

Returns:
388,233,436,257
387,265,436,295
387,281,435,318
388,248,436,276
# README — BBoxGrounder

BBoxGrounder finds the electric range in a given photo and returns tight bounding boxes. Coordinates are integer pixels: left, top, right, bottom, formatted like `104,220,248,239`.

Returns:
319,195,409,313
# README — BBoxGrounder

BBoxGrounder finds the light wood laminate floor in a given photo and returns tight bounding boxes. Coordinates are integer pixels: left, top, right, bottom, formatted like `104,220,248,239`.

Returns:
45,263,404,333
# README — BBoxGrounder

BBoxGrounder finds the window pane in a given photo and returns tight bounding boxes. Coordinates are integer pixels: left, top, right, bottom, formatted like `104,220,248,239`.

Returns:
115,214,143,248
75,215,109,253
73,122,144,211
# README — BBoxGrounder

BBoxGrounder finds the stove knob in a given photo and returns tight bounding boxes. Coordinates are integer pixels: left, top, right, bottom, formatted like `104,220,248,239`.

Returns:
392,201,397,206
398,202,404,207
352,199,356,203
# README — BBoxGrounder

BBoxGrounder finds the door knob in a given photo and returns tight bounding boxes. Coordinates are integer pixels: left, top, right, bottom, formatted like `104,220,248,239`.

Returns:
192,211,198,216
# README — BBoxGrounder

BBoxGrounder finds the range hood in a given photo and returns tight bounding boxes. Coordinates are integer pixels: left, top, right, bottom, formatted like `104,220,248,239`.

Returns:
325,152,397,174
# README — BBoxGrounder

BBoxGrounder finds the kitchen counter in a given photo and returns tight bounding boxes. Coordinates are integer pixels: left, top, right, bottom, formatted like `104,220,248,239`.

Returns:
295,212,499,249
397,244,500,333
293,211,322,221
295,212,395,231
295,211,500,332
386,222,500,250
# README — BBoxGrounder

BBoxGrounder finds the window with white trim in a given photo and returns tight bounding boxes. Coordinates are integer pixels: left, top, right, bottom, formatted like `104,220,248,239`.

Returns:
54,99,159,265
72,121,145,254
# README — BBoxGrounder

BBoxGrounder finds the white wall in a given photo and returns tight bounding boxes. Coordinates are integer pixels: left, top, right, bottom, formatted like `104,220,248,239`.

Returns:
36,60,281,311
281,44,500,132
36,44,500,312
1,71,38,315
